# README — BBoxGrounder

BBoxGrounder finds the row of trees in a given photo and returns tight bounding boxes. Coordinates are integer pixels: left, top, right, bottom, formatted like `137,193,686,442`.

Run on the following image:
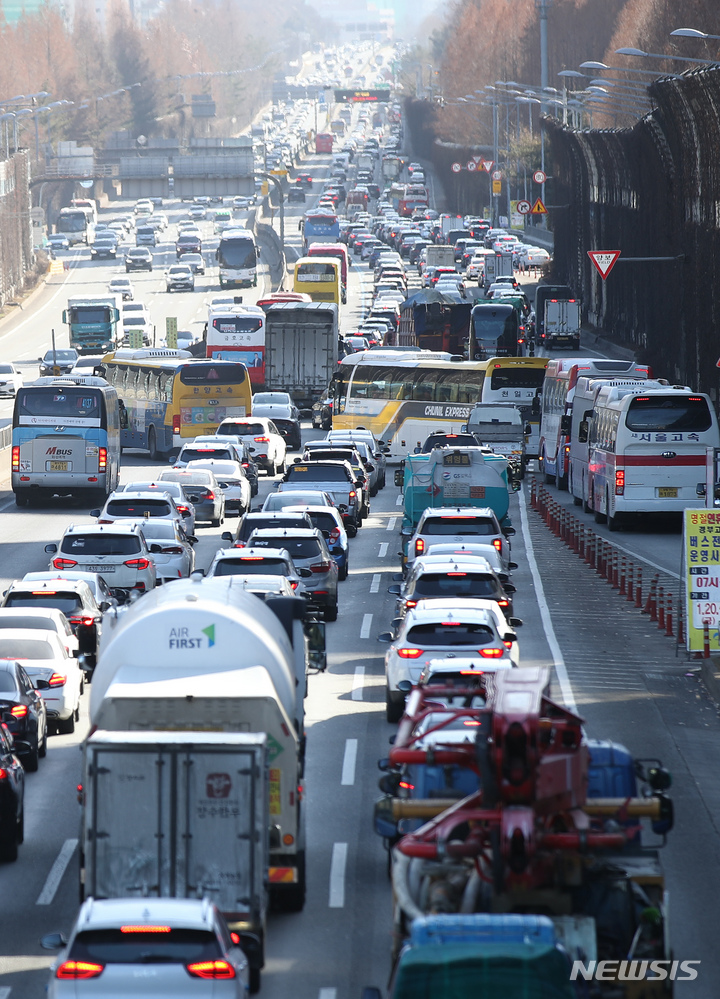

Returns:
0,0,322,150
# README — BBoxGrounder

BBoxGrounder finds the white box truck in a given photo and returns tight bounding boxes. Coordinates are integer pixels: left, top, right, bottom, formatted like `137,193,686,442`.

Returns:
81,730,268,991
264,301,339,413
544,298,581,349
425,245,456,270
91,578,322,922
484,251,514,287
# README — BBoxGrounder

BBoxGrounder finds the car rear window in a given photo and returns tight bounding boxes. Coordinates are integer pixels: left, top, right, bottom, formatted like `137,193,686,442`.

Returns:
412,573,500,598
305,511,338,533
214,558,288,576
68,928,221,965
0,638,54,659
180,448,233,462
422,518,496,537
406,623,495,647
220,422,265,436
286,466,349,483
61,535,142,556
238,516,309,541
250,536,320,559
106,499,172,518
160,472,212,487
0,671,18,693
264,492,329,509
4,593,82,615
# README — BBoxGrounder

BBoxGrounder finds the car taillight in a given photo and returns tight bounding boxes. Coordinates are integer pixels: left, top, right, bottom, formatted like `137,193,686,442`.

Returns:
615,469,625,495
404,599,417,609
11,445,19,472
10,705,27,718
162,546,184,554
291,581,299,590
176,505,189,514
254,436,270,443
97,519,112,524
56,961,104,980
492,538,502,552
242,462,249,468
98,447,107,471
124,558,151,570
232,541,247,548
397,648,423,659
48,673,67,687
414,538,425,556
310,561,331,573
52,558,78,570
480,648,505,658
186,960,236,980
497,599,509,608
70,616,95,628
206,491,215,500
173,415,181,434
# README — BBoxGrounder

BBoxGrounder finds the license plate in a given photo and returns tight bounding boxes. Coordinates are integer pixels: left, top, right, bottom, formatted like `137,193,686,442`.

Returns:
86,564,116,572
658,487,678,498
47,461,69,472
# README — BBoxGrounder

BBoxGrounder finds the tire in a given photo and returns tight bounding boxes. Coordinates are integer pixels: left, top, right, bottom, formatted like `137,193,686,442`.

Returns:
276,850,306,912
340,560,349,581
211,516,222,528
0,814,19,862
249,967,261,994
38,720,47,758
325,603,338,622
17,807,23,844
607,492,620,532
147,426,159,461
24,737,39,773
347,522,358,538
386,687,404,724
57,713,75,735
277,457,286,475
14,491,28,508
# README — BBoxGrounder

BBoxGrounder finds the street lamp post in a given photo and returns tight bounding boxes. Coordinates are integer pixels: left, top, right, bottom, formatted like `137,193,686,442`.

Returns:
615,46,719,67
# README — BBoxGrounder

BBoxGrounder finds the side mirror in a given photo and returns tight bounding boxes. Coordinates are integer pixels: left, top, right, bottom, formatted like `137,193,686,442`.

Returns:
508,617,523,628
388,584,402,595
397,679,412,694
503,632,517,644
150,543,163,553
305,619,327,672
378,773,402,795
560,414,572,434
503,582,517,593
524,424,532,435
697,482,707,498
413,446,422,454
34,679,51,690
89,509,101,518
169,456,176,464
44,544,58,554
578,420,588,444
221,531,234,542
297,567,312,578
503,527,516,537
378,632,393,643
394,469,404,487
40,932,67,951
508,560,518,570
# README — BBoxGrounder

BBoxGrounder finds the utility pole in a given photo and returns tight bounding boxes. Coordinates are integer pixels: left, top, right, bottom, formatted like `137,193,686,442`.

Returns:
535,0,553,226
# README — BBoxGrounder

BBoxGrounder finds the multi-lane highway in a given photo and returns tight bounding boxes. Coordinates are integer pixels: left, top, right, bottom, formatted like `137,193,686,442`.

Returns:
0,156,718,999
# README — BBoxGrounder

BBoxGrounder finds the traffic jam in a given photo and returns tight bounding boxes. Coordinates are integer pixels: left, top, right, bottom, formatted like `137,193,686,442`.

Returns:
0,39,716,999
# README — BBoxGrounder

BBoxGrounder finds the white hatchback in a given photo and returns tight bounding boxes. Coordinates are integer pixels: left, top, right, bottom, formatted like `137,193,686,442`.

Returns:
0,628,82,733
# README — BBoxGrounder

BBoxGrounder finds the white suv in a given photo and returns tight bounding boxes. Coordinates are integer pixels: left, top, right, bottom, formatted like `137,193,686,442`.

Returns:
216,418,287,475
45,524,157,595
42,897,249,997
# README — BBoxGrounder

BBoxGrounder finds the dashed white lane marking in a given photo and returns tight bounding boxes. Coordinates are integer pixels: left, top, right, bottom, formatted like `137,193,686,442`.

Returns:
351,666,365,701
36,838,78,905
328,843,348,908
387,517,396,531
379,542,388,557
319,988,337,999
370,573,380,593
341,739,358,785
360,613,373,639
396,493,403,505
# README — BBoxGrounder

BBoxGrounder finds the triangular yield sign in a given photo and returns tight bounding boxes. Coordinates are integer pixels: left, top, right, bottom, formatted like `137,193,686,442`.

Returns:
530,197,548,214
472,155,482,163
587,250,621,280
481,160,494,173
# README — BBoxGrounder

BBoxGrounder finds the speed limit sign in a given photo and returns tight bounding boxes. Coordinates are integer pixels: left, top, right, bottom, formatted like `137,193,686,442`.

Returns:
517,200,532,215
451,162,462,173
533,169,547,184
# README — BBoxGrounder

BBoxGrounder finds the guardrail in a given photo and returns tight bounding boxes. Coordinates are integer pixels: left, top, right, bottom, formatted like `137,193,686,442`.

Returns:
0,424,11,450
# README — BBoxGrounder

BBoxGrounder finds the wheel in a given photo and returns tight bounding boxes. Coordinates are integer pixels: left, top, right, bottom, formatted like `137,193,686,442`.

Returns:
347,522,358,538
594,499,607,525
325,603,338,622
277,457,286,475
17,807,23,844
147,426,159,461
38,720,47,758
275,850,306,912
57,713,75,735
249,967,261,994
24,737,39,773
211,516,222,528
607,492,620,532
386,686,404,724
14,491,28,508
340,560,349,581
0,815,19,862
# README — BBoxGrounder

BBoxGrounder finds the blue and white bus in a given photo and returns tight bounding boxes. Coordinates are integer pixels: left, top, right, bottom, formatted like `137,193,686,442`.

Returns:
12,375,121,507
302,211,340,251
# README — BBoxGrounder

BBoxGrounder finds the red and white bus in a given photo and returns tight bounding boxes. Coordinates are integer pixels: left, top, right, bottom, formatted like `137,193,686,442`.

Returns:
586,385,720,529
315,132,334,154
306,243,349,303
206,306,266,387
539,358,650,489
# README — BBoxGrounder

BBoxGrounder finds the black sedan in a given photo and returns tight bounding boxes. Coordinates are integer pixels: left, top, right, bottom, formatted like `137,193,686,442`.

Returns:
125,247,153,272
38,349,78,377
0,721,24,861
90,236,118,259
0,660,47,775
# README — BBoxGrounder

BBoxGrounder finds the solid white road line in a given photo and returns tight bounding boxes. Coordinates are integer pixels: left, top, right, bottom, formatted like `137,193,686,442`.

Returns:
370,573,380,593
319,989,337,999
360,613,373,639
351,666,365,701
341,739,358,785
387,517,396,531
519,485,577,712
396,494,403,505
328,842,348,908
379,542,389,557
0,986,11,998
36,838,78,905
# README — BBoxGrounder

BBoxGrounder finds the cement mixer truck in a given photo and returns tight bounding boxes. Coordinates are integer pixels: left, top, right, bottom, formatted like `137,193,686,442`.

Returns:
82,576,326,992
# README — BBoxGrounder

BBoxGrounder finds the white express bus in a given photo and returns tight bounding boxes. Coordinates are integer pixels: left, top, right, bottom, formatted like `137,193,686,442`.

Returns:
539,358,651,489
584,384,720,530
216,228,258,288
206,305,266,388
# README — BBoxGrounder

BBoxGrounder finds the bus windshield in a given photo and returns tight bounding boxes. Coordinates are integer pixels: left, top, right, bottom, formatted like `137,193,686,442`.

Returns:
218,237,256,270
489,366,545,391
69,307,110,324
16,387,103,423
296,262,337,281
625,396,712,433
306,215,337,228
57,212,86,233
179,363,248,385
212,316,263,335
